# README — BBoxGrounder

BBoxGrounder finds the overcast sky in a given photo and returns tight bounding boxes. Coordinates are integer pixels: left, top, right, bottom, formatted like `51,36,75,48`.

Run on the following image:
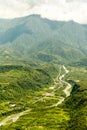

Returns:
0,0,87,23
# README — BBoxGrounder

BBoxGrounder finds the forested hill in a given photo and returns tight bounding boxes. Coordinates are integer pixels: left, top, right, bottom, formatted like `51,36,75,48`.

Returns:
0,14,87,64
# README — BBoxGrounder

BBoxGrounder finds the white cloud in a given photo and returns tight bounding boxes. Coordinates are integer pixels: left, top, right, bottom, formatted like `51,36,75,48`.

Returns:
0,0,87,23
66,0,87,2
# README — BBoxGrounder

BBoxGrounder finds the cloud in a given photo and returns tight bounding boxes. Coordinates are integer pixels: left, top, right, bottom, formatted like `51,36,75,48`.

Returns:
0,0,87,23
66,0,87,2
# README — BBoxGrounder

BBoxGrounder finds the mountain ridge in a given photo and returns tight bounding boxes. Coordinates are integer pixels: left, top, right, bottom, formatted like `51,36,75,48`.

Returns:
0,14,87,65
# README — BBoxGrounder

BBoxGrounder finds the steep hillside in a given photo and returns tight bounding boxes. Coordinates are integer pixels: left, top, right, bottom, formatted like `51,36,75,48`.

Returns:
0,64,59,102
63,67,87,130
1,65,87,130
0,14,87,130
0,64,59,119
0,15,87,64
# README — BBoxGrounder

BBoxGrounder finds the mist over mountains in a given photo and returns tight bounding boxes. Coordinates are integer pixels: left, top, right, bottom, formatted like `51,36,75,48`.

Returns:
0,14,87,65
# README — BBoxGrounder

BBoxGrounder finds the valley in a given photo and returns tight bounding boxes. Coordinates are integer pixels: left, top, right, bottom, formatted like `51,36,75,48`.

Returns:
0,65,72,127
0,14,87,130
0,64,86,130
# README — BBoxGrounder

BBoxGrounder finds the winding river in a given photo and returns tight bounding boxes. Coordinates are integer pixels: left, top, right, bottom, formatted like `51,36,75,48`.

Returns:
0,65,72,126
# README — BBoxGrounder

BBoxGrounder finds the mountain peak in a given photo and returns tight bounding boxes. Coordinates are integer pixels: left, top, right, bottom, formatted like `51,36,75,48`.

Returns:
0,15,87,64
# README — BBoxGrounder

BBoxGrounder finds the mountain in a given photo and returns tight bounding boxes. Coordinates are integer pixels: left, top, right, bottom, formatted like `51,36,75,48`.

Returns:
0,14,87,65
0,15,87,130
0,64,58,102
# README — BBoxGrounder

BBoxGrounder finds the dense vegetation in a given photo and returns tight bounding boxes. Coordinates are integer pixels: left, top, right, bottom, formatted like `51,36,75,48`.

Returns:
0,15,87,65
0,65,86,130
63,68,87,130
0,15,87,130
0,64,59,116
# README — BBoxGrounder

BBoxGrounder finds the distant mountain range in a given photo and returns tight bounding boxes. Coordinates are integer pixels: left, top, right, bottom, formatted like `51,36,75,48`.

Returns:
0,14,87,65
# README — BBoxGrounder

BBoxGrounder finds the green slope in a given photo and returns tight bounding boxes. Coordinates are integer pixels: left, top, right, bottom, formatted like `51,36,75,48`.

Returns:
0,15,87,64
0,64,59,114
0,14,87,130
63,67,87,130
1,66,87,130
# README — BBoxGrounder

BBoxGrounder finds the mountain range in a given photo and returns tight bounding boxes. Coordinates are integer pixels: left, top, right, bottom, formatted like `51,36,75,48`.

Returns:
0,14,87,65
0,14,87,130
